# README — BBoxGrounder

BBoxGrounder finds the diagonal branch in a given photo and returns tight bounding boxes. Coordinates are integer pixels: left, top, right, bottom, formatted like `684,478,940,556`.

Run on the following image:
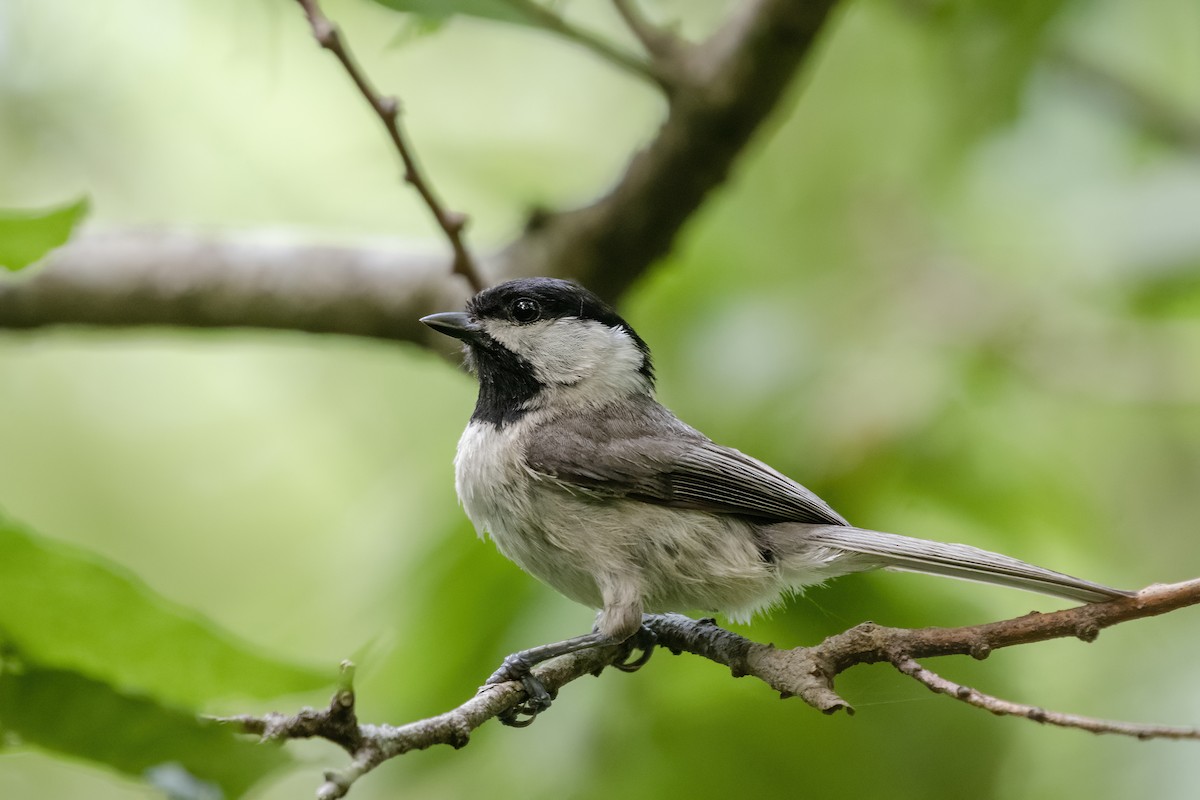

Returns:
218,579,1200,798
501,0,842,301
0,0,841,338
292,0,486,293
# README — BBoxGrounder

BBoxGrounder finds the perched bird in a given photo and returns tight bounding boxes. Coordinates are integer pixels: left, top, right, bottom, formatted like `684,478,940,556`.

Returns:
421,277,1128,721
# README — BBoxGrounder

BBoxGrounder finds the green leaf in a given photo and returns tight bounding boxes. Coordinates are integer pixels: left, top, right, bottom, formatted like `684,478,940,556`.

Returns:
367,0,536,27
0,197,90,272
912,0,1071,148
1121,260,1200,318
0,663,289,799
0,514,328,708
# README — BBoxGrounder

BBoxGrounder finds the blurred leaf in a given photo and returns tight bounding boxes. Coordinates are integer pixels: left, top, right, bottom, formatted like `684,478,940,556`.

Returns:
145,763,224,800
0,514,327,708
0,663,288,799
913,0,1071,146
386,15,449,49
368,0,535,27
1122,262,1200,317
0,197,89,272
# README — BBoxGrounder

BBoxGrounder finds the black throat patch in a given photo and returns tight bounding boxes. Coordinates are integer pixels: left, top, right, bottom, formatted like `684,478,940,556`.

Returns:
466,336,543,427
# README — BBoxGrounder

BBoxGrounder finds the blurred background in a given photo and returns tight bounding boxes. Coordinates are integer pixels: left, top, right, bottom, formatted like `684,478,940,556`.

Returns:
1,0,1199,797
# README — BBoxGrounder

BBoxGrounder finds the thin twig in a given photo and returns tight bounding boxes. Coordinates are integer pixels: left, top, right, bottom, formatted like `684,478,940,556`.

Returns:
213,646,620,799
500,0,665,89
610,0,678,59
1050,46,1200,152
292,0,486,293
893,656,1200,740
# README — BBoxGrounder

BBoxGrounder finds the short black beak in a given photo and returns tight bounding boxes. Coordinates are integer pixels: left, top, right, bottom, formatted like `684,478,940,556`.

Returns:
420,311,481,342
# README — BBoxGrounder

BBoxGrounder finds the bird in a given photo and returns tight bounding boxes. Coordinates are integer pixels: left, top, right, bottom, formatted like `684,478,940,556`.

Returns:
420,277,1129,723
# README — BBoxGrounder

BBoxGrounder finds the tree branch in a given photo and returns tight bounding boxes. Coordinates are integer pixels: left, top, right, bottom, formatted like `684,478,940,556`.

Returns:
500,0,841,301
0,229,470,344
0,0,840,337
217,579,1200,798
292,0,486,293
214,647,621,799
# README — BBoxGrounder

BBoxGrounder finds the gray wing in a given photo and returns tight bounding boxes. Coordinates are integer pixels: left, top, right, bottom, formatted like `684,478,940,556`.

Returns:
525,404,849,527
525,404,1133,605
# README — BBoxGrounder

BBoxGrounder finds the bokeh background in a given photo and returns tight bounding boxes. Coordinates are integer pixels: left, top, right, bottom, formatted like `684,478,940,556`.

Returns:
2,0,1199,797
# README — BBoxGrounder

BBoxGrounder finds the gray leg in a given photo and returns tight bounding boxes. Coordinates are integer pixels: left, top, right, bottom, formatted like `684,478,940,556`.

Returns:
488,580,652,726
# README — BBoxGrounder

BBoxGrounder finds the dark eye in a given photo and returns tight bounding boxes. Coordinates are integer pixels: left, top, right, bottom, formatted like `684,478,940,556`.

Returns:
511,297,541,323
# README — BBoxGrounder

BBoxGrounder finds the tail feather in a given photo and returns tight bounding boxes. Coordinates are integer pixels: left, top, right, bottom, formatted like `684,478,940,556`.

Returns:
806,526,1131,604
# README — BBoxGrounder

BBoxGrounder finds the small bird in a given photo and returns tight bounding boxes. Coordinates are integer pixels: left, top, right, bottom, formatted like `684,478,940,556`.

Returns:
421,277,1129,722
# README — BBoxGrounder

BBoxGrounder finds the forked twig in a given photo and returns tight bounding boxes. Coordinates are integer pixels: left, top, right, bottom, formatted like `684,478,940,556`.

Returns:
500,0,664,87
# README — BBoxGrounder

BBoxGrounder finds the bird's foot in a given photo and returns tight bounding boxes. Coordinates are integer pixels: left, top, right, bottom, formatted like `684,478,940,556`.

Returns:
612,624,657,673
485,653,555,727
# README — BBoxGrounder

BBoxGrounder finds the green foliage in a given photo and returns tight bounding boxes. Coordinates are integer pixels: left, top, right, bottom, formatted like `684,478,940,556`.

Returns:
0,197,89,272
1123,262,1200,317
916,0,1072,146
0,665,289,799
0,514,327,795
367,0,534,26
0,515,327,708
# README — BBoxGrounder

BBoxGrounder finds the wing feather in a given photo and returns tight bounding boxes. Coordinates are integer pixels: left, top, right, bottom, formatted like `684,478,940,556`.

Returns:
522,404,1131,603
525,405,848,527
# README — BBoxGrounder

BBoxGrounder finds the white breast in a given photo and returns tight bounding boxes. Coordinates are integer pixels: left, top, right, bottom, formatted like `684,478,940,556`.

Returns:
453,418,804,620
455,418,607,607
455,421,529,538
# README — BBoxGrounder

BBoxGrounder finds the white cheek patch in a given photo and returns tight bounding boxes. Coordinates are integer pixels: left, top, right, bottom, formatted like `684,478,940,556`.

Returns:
482,317,647,396
482,318,554,373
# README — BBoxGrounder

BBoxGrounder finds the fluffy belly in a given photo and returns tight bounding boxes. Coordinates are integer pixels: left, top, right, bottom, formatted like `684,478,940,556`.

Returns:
471,476,784,618
454,421,794,621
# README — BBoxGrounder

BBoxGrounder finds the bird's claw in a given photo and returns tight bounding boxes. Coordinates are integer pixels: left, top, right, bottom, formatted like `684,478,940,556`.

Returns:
486,654,555,727
612,624,657,673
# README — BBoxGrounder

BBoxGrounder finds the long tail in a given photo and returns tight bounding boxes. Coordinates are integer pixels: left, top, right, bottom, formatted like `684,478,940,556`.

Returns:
805,525,1132,604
